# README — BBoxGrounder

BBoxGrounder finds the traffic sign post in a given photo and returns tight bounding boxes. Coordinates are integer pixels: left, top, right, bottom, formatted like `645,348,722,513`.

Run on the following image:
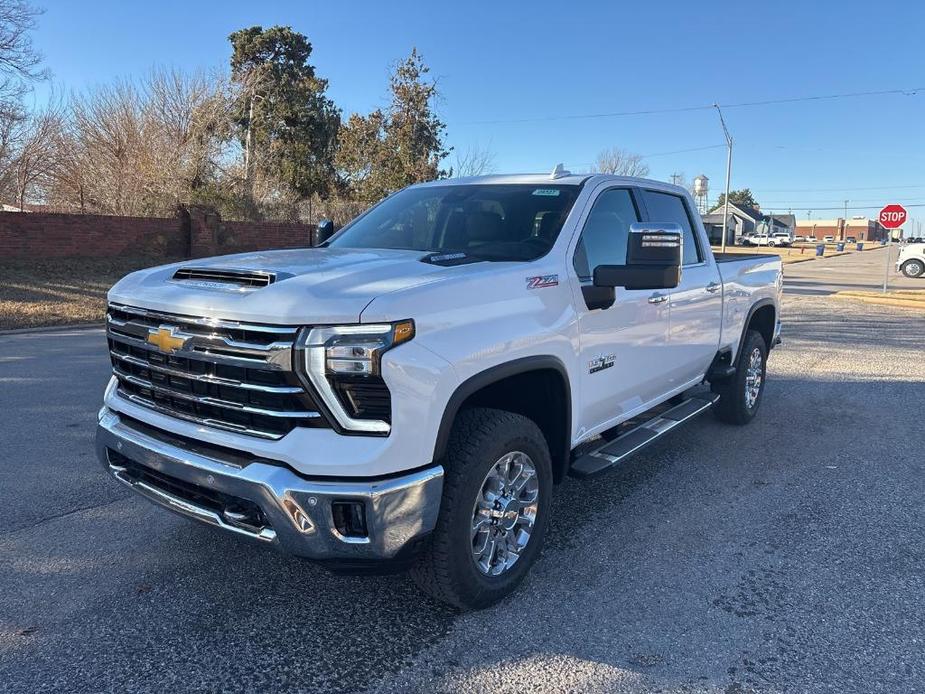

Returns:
879,204,907,293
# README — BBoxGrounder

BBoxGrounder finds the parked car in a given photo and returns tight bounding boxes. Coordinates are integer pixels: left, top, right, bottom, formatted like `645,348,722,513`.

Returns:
770,232,793,247
823,235,835,243
740,233,768,246
741,232,790,247
96,171,782,609
846,236,857,243
897,242,925,278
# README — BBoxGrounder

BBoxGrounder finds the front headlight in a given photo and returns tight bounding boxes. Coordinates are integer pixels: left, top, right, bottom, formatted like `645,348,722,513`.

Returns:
296,320,415,434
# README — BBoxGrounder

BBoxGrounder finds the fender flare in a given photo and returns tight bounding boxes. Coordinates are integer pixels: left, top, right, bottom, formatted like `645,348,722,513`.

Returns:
736,298,776,363
432,355,572,470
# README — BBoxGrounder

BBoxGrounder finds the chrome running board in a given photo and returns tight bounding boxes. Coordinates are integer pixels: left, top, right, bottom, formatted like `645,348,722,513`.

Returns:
569,393,720,479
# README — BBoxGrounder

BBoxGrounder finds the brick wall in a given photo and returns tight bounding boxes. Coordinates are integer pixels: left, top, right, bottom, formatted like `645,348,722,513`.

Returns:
0,207,317,260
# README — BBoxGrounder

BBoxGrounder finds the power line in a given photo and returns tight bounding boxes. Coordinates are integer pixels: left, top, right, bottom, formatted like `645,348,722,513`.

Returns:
755,184,925,193
771,204,925,211
563,143,728,170
460,86,924,125
642,144,726,158
761,198,925,205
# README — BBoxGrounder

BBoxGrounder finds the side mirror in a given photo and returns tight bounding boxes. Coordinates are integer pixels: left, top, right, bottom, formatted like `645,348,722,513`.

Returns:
593,223,683,291
312,218,336,246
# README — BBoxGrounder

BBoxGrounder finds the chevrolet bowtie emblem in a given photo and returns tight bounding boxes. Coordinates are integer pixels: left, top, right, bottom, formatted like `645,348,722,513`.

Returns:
147,326,187,354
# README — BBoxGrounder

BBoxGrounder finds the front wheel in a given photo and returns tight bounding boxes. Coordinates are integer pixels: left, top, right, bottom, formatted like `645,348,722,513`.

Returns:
902,260,924,278
711,330,767,425
411,408,552,610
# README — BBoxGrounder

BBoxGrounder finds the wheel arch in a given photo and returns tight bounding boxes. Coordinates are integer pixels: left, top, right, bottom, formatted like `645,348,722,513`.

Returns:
433,356,572,483
739,299,777,358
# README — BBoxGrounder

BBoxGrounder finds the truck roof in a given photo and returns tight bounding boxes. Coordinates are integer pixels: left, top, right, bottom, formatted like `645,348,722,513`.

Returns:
414,173,691,195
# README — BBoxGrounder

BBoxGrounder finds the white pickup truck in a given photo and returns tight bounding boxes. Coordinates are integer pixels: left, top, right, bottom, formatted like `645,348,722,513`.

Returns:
97,171,782,609
897,242,925,278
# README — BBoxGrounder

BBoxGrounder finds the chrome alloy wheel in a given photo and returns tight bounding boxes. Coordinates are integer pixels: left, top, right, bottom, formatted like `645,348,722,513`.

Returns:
744,346,764,409
470,451,539,576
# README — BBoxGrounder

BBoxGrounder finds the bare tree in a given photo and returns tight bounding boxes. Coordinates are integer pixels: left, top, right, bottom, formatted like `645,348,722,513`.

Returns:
452,142,496,177
0,0,45,202
43,69,234,216
0,0,47,105
594,147,650,177
11,101,59,208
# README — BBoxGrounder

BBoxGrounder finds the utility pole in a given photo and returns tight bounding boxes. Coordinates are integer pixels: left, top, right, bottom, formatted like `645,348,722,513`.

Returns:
843,199,848,240
714,104,733,254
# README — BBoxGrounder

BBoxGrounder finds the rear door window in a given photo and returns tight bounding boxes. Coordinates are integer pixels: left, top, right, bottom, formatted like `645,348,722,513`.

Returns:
642,190,702,265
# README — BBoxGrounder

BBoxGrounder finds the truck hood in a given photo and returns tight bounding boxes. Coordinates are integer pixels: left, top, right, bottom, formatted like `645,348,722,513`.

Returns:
108,247,464,324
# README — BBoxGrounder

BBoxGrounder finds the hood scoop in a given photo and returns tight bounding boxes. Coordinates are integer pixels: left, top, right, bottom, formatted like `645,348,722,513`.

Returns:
171,267,290,289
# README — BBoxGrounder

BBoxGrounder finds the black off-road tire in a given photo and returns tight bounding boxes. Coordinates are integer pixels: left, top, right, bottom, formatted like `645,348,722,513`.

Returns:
711,329,767,425
410,408,553,610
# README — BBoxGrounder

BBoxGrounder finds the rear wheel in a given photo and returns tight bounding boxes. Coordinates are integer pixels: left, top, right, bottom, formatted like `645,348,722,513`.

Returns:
711,330,767,425
411,408,552,610
901,260,924,278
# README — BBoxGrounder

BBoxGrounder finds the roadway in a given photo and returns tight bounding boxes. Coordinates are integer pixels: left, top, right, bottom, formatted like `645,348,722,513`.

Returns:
783,244,919,295
0,285,922,692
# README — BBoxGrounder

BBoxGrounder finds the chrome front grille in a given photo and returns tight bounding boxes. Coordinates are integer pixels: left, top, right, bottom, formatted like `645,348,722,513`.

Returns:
106,303,326,439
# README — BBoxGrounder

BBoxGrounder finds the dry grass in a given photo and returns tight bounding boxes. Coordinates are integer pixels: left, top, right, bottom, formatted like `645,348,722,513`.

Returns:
714,243,887,264
0,257,180,330
713,245,830,264
834,289,925,310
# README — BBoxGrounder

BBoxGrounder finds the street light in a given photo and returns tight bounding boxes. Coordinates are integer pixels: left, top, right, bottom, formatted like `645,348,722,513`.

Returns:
714,104,733,253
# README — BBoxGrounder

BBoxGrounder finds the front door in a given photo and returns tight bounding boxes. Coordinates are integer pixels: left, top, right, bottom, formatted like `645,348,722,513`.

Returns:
569,186,671,438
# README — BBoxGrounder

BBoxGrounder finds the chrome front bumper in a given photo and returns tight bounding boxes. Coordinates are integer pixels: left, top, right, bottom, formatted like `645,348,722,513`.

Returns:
96,409,444,561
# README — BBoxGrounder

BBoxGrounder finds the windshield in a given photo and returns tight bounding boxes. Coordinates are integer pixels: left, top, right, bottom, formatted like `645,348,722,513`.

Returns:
328,184,581,261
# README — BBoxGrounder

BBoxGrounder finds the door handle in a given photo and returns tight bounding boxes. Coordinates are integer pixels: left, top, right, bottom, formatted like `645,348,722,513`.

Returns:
706,282,721,293
648,293,669,304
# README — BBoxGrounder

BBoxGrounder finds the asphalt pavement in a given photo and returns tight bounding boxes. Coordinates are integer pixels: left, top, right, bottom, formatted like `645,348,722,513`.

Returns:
1,281,922,692
783,244,919,295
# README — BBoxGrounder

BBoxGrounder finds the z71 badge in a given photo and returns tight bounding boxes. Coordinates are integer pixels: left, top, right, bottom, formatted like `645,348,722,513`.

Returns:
526,274,559,289
589,354,616,374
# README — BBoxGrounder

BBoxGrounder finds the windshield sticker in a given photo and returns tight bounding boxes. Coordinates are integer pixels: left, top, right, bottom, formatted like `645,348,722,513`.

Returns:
532,189,560,197
526,274,559,289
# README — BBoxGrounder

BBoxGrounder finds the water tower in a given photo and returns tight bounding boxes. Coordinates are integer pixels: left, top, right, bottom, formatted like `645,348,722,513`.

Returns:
693,174,709,214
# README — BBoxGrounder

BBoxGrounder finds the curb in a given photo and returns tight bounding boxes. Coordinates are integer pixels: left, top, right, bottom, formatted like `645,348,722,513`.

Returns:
0,322,104,336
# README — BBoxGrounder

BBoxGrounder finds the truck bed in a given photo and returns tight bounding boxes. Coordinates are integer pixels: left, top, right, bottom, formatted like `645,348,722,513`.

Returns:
713,251,783,362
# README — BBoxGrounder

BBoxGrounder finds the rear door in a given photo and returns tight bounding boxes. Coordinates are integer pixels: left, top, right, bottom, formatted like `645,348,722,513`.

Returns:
569,185,671,436
640,189,722,389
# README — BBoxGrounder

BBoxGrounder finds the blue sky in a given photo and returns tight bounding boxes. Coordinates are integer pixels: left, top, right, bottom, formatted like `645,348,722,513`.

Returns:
32,0,925,229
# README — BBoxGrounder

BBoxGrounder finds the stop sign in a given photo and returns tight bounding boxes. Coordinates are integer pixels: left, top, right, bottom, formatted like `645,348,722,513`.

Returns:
879,204,907,229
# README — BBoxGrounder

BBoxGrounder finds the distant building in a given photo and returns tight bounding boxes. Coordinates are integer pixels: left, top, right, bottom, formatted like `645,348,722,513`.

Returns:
766,213,796,236
701,203,796,245
795,217,886,242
